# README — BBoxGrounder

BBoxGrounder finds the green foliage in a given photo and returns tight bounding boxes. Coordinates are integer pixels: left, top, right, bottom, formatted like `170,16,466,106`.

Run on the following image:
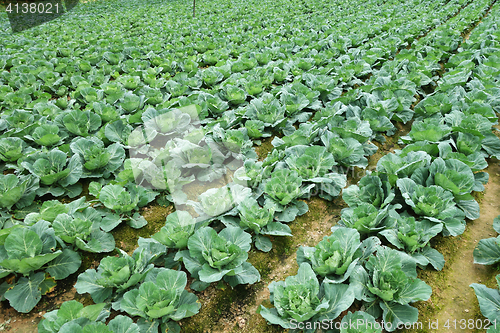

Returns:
1,0,500,329
175,226,260,289
0,222,81,313
350,247,432,332
75,241,166,304
297,226,380,283
120,268,201,331
259,263,355,330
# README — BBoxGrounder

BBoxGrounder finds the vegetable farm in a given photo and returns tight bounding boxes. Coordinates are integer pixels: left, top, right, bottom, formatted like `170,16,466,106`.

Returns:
1,0,500,331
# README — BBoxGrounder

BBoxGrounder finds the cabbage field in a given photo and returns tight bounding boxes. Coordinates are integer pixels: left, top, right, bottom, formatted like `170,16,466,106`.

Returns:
2,0,500,331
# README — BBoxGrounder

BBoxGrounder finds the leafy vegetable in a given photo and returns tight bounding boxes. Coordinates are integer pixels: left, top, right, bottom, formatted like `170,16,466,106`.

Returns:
175,226,260,289
38,301,110,333
220,196,292,252
473,217,500,267
70,137,125,178
264,169,314,206
52,209,115,253
0,174,38,210
380,214,444,270
342,174,395,209
188,184,251,220
297,226,380,283
470,274,500,326
339,203,399,236
20,149,83,197
397,178,466,236
0,222,81,313
0,137,31,162
90,182,157,217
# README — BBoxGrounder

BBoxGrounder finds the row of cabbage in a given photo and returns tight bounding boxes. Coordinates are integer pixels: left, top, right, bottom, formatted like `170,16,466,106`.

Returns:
0,0,471,318
258,1,500,332
459,5,500,331
0,0,496,331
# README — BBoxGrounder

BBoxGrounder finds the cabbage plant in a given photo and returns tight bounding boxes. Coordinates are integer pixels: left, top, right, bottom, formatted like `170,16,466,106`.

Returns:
0,174,39,210
401,117,451,143
244,119,268,139
70,137,125,178
25,124,67,147
264,169,314,206
244,94,286,127
284,145,346,200
410,157,479,219
474,235,500,266
350,247,432,331
220,197,292,252
75,240,166,306
52,208,115,253
39,303,142,333
380,214,444,270
0,221,81,313
23,197,89,224
20,148,83,197
0,137,31,162
259,263,355,331
58,110,102,137
473,215,500,266
342,174,395,209
338,203,399,236
321,131,370,168
188,184,251,221
141,107,192,136
397,178,466,236
89,182,158,229
152,211,198,250
377,151,432,185
470,274,500,328
175,226,260,290
220,85,247,105
284,145,336,180
120,268,201,333
38,301,111,333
